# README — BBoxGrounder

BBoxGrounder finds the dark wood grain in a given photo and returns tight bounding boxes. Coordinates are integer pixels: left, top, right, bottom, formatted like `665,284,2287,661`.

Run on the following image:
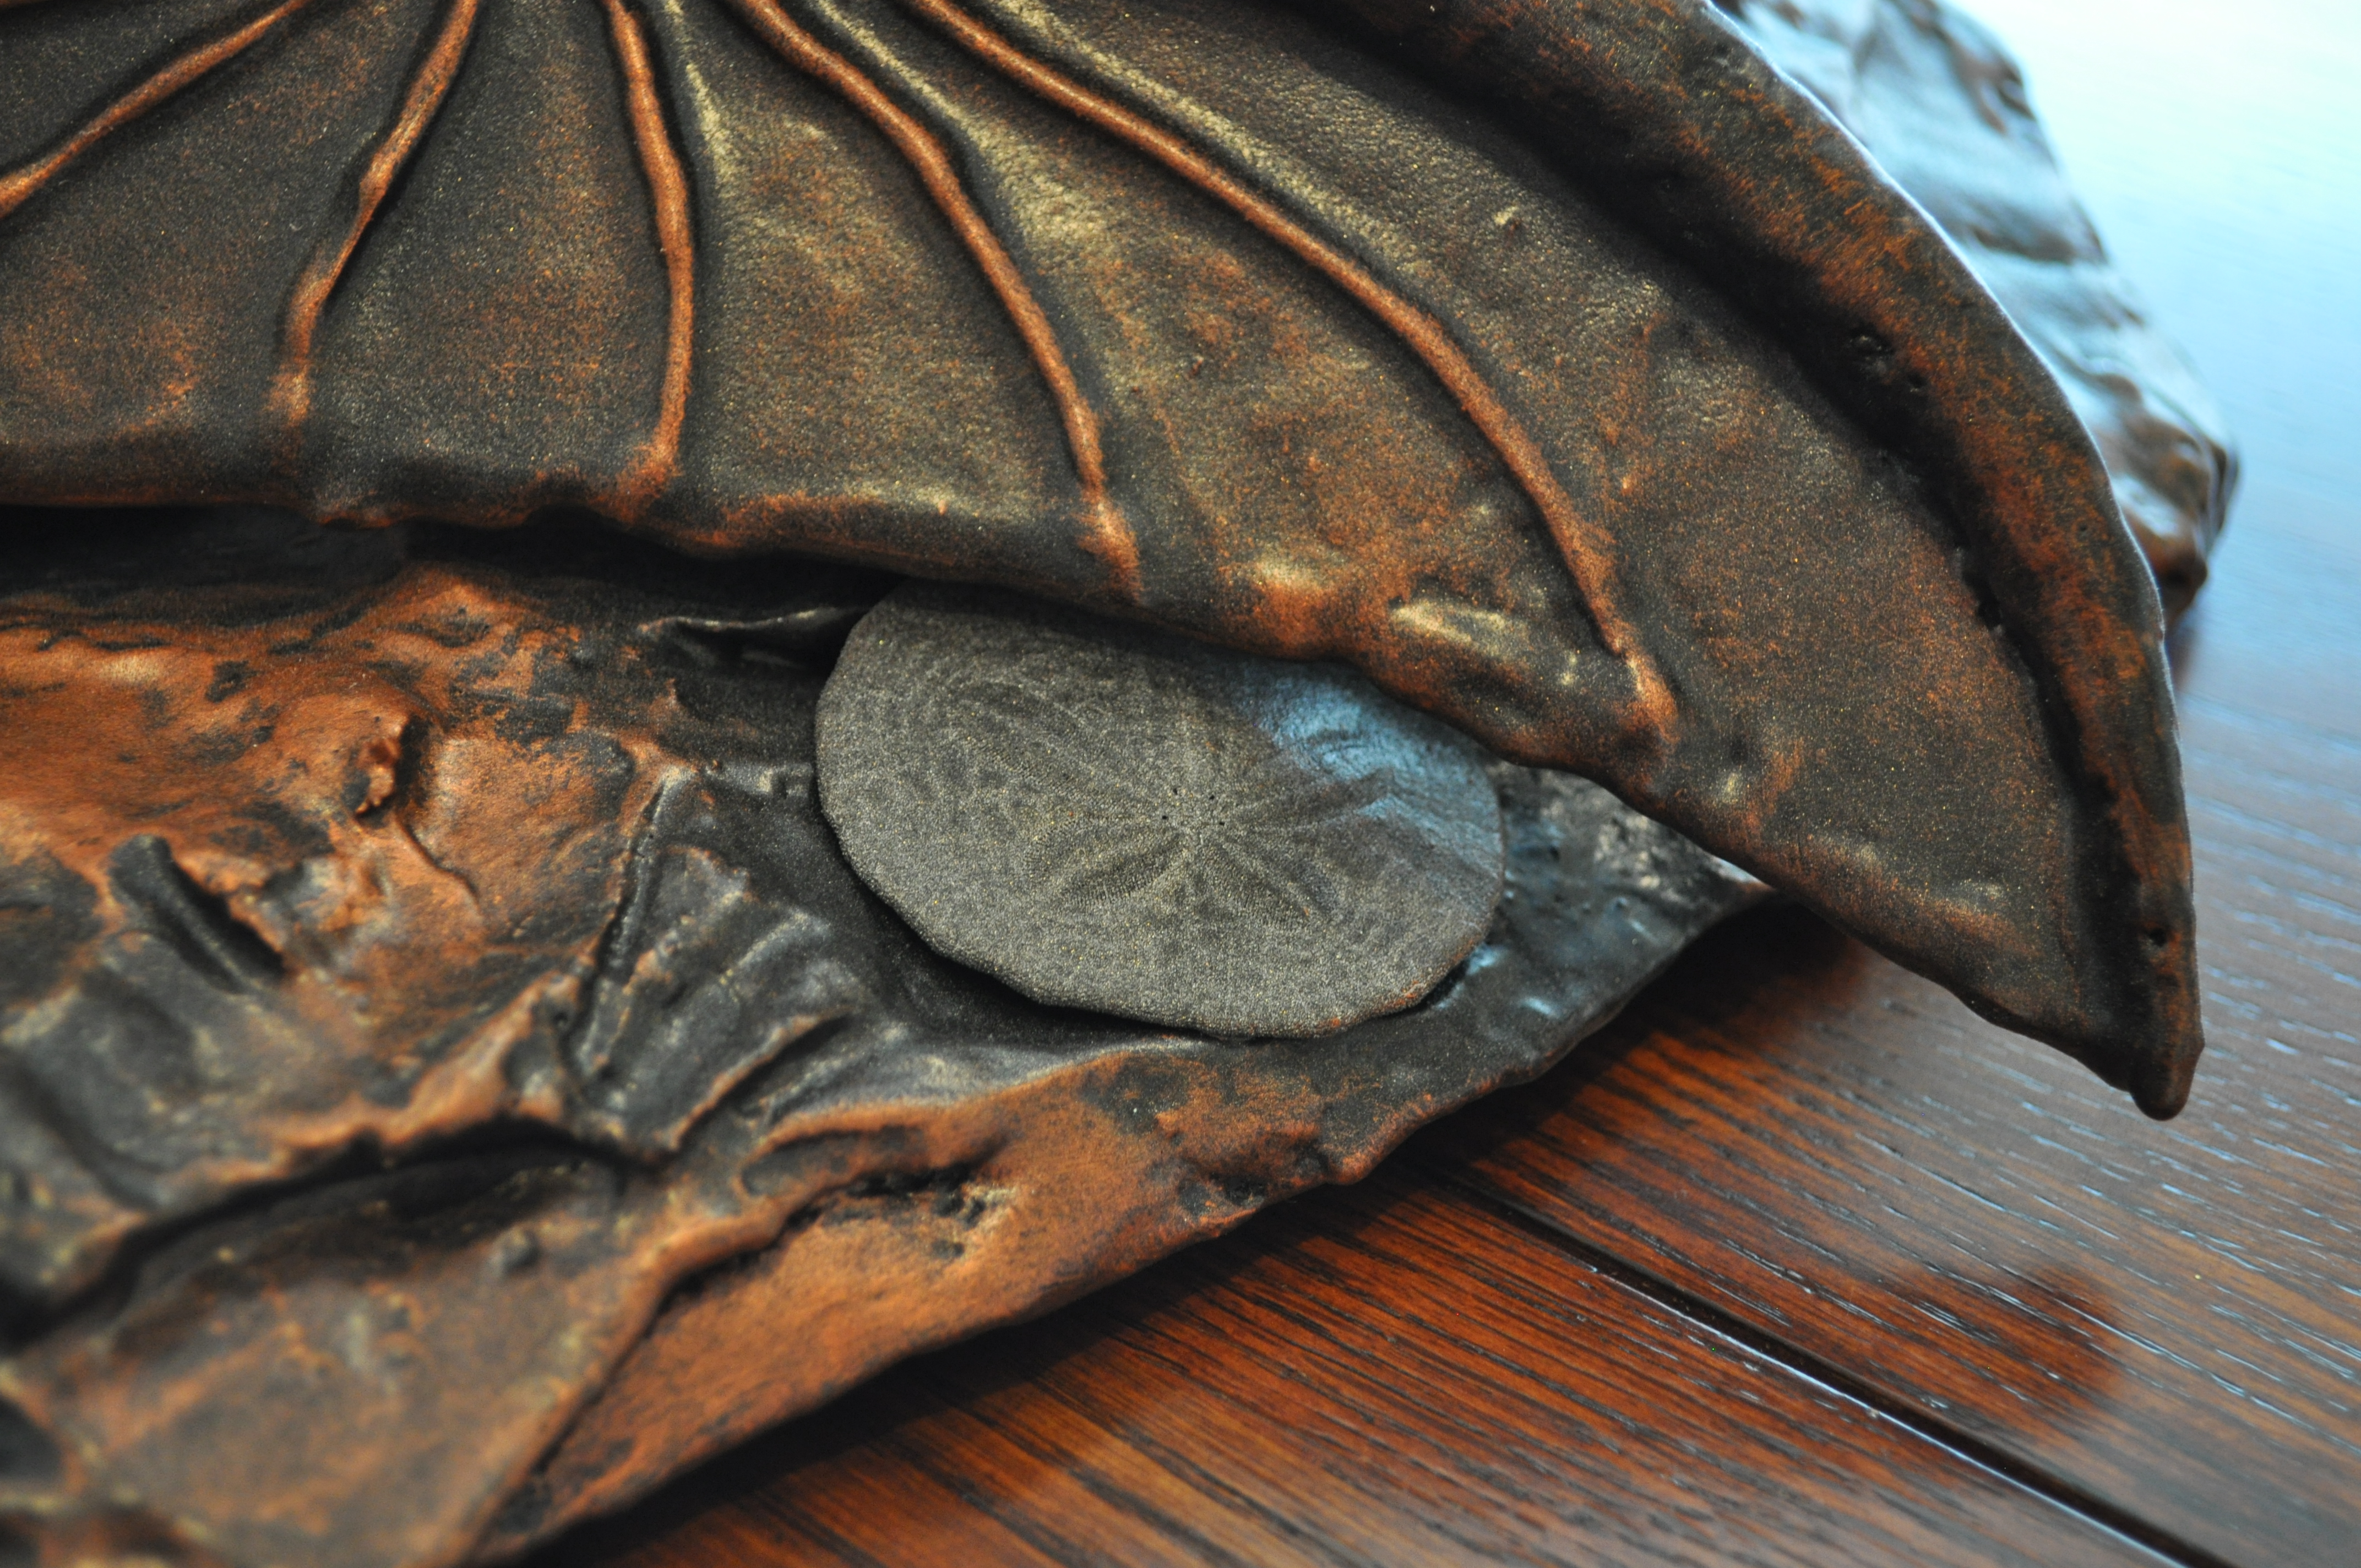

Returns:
553,1169,2162,1568
1410,478,2361,1568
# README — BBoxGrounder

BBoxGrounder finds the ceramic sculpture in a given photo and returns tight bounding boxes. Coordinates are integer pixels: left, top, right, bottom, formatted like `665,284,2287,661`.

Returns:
0,1,2230,1561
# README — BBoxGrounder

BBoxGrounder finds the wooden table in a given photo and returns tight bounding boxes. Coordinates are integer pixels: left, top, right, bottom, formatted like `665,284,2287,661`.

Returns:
540,6,2361,1562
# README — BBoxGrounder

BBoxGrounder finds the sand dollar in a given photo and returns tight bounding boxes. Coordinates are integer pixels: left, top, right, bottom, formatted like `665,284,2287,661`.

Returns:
816,582,1505,1036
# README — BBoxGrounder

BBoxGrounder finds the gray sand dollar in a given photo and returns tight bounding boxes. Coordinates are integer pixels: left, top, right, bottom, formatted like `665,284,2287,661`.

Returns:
817,583,1506,1036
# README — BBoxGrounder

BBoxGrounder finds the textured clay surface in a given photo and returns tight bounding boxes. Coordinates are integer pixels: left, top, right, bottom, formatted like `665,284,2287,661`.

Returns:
0,0,2208,1108
0,0,2239,1561
1721,0,2237,619
818,582,1505,1036
0,508,1764,1567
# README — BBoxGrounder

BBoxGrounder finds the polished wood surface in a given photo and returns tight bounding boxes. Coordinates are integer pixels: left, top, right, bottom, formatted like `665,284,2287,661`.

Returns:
538,4,2359,1562
568,1172,2166,1568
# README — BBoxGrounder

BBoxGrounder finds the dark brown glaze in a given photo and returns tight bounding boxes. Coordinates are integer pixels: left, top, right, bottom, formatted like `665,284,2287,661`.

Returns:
717,0,1135,585
528,478,2359,1568
271,0,482,436
893,0,1675,734
0,513,1764,1566
600,0,697,509
1278,0,2196,1091
0,521,731,1306
1722,0,2237,620
0,0,2203,1111
0,0,318,224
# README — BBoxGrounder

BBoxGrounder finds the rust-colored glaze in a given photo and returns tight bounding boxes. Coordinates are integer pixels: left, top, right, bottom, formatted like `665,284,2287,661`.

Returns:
481,1044,1446,1556
0,0,317,223
0,0,2210,1112
272,0,483,435
602,0,698,509
0,2,2265,1561
0,513,1761,1565
0,548,673,1304
903,0,1675,739
721,0,1135,589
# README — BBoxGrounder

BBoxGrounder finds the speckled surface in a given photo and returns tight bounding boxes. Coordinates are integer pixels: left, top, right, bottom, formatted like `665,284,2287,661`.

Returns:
0,508,1764,1566
818,582,1505,1036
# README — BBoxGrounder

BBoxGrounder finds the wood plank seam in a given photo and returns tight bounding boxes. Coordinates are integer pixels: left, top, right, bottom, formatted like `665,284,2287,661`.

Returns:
1415,1159,2237,1568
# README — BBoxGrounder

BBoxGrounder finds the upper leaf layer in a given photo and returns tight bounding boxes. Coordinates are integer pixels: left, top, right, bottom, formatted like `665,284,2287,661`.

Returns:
0,0,2200,1110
